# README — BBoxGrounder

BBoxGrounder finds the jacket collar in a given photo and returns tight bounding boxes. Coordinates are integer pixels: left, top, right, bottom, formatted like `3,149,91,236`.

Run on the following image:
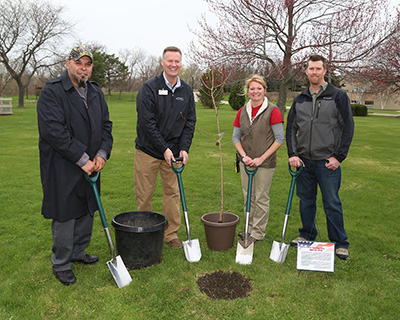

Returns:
61,70,95,93
301,82,334,99
60,70,92,121
245,97,269,124
61,70,75,91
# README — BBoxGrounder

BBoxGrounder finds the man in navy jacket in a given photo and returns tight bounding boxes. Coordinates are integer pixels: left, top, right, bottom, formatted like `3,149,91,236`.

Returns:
134,46,196,248
37,46,113,285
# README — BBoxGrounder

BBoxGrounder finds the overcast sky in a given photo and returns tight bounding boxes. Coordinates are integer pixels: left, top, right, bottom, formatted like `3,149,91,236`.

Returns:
54,0,400,63
53,0,215,62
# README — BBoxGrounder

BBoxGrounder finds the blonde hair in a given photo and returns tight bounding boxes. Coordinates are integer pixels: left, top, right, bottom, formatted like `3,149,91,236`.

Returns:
245,75,267,92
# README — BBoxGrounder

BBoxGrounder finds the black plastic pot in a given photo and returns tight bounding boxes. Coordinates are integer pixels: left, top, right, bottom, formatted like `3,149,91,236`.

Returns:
111,211,168,269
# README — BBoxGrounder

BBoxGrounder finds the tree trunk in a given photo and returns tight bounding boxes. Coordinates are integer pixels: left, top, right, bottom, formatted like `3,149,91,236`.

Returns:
18,83,25,108
276,81,288,117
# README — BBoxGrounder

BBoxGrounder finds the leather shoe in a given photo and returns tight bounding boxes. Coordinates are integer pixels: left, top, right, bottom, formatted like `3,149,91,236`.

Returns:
53,269,76,286
167,238,183,248
336,248,349,260
72,254,99,264
238,232,250,240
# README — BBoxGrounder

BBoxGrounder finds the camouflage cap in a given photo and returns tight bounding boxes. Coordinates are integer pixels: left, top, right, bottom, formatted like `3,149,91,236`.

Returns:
68,46,93,62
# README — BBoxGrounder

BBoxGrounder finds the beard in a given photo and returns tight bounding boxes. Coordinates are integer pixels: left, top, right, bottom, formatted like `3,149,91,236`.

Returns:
77,78,88,88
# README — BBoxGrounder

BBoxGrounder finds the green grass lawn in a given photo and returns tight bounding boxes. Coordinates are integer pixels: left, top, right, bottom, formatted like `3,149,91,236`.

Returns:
0,94,399,319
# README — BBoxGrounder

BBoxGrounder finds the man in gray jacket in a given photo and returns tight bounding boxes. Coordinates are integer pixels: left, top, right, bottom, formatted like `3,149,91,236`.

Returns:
286,54,354,260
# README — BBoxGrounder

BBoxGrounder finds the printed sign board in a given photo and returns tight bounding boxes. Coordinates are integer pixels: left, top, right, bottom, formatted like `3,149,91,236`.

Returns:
297,241,335,272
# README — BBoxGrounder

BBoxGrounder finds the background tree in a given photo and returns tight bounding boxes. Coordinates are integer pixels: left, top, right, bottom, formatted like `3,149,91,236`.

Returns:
90,50,129,97
179,63,202,90
356,15,400,108
198,67,225,108
119,48,147,97
90,51,108,88
0,0,73,107
103,54,129,97
136,55,163,88
228,80,246,111
192,0,398,114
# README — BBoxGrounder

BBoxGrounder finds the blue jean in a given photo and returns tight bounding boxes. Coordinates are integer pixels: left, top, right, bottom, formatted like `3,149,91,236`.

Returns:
296,158,349,249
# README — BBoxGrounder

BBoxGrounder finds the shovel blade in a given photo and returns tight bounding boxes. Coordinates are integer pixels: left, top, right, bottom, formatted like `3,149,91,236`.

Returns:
269,241,290,263
106,255,132,288
183,238,201,262
235,241,254,265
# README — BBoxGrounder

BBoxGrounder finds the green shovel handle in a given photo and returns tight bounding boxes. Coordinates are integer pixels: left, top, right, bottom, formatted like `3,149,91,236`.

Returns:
171,157,184,174
84,172,109,228
171,157,187,212
244,166,258,213
285,162,304,215
288,161,303,178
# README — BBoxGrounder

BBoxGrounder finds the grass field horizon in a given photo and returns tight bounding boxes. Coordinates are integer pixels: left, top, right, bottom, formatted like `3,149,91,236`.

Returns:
0,94,399,319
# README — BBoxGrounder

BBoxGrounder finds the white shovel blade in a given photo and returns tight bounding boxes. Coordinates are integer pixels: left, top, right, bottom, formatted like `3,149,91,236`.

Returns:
183,238,201,262
107,255,132,288
269,241,290,263
235,241,254,265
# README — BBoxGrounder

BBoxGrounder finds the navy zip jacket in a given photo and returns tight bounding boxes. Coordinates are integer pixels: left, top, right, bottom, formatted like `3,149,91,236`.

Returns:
135,73,196,159
286,83,354,162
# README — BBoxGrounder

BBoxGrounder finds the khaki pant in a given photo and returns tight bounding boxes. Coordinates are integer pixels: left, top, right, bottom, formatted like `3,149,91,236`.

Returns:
240,163,275,240
134,149,180,243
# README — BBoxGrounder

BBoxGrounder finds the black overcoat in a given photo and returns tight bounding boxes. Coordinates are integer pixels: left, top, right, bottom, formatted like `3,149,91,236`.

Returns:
37,71,113,222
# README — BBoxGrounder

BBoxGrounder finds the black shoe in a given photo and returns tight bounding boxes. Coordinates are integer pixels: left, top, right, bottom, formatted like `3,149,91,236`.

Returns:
238,232,250,241
53,269,76,286
72,254,99,264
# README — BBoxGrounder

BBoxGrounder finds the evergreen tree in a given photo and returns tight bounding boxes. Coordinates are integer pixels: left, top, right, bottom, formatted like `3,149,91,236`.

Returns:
228,81,246,110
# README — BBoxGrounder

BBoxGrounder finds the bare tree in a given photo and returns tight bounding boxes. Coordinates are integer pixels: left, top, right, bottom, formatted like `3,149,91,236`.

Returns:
191,0,398,114
179,63,202,90
0,0,73,107
136,55,163,87
119,48,147,94
343,10,400,109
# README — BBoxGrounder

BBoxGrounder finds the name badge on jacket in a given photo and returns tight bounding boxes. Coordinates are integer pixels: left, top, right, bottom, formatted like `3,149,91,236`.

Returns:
158,89,168,96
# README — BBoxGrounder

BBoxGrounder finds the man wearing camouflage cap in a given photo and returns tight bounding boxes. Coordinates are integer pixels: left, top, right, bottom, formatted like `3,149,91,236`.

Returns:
37,46,113,285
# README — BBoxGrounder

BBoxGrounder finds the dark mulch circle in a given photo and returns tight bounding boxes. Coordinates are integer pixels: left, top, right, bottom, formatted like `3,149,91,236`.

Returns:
196,270,252,300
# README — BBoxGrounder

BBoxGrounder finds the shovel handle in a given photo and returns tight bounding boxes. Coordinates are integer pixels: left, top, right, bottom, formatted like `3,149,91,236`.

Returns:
285,162,303,215
171,158,193,241
171,157,184,173
171,158,187,212
244,166,258,213
288,162,303,177
84,172,109,229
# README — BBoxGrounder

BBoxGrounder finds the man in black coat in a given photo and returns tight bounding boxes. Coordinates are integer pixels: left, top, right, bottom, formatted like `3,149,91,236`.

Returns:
37,46,113,285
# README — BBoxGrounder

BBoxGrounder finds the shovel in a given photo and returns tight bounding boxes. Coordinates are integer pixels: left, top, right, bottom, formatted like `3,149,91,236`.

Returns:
236,165,258,265
269,163,303,263
85,172,132,288
171,158,201,262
